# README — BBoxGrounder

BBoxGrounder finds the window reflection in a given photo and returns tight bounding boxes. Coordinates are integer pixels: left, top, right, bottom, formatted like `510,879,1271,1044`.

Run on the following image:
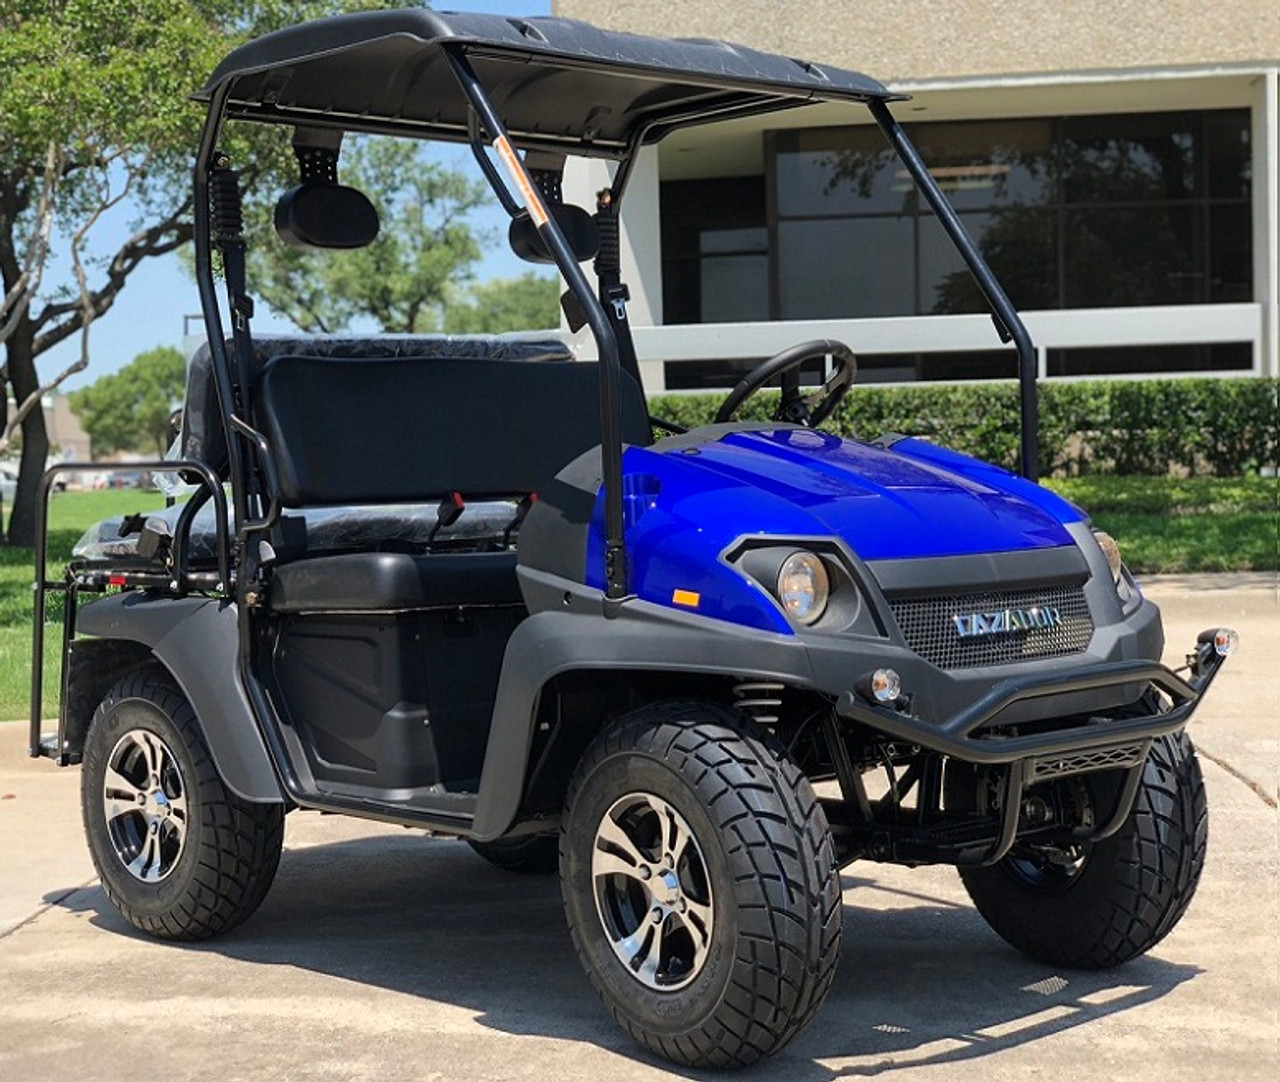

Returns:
776,218,914,319
766,110,1251,319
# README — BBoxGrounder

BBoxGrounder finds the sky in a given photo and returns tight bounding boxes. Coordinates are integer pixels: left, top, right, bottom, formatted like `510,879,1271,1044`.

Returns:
44,0,554,392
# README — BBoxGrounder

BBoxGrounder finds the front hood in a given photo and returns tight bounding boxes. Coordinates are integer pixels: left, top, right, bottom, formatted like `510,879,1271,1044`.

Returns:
643,427,1079,561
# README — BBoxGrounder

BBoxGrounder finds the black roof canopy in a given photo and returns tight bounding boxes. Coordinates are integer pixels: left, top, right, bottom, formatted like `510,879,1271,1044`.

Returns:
198,8,900,155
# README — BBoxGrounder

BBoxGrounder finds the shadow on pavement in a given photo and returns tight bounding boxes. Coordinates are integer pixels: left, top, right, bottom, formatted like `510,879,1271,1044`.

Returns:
47,832,1199,1078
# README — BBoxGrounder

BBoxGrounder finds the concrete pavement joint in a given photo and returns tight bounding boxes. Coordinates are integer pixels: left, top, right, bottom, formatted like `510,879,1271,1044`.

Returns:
1194,745,1279,808
0,878,98,942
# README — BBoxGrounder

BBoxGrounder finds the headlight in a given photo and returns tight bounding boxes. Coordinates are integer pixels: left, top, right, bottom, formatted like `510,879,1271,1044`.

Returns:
777,551,829,625
1093,530,1123,583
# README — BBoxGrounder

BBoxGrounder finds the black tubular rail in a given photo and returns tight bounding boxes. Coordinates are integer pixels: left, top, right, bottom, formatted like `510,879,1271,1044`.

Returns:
28,460,230,759
870,101,1039,482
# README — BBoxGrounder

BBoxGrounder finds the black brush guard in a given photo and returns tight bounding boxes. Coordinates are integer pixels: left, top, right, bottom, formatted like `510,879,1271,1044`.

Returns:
830,638,1229,866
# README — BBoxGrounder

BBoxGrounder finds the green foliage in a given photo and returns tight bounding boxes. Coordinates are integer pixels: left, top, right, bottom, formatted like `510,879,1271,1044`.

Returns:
0,2,380,546
649,377,1280,477
1,2,219,158
69,346,186,456
444,272,560,334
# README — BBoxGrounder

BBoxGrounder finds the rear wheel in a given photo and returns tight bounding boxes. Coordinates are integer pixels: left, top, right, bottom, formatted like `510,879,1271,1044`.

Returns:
960,731,1207,968
561,701,841,1068
81,670,285,940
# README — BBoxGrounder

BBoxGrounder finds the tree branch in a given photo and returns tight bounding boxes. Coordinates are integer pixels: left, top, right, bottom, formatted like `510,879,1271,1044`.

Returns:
3,149,170,450
0,144,64,350
31,149,194,357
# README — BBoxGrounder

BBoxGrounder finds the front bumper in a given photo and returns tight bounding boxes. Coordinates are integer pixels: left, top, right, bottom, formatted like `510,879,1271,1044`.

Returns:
832,639,1228,766
821,630,1231,866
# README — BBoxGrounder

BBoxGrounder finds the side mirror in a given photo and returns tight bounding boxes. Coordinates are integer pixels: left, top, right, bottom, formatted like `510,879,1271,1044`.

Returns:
509,205,599,265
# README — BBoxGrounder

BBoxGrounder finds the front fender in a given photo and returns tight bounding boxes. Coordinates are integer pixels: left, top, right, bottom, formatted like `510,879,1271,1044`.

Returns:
471,571,813,838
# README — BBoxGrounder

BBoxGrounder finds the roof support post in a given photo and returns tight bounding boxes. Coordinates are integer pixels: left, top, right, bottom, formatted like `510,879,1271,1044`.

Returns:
869,101,1039,481
444,46,630,602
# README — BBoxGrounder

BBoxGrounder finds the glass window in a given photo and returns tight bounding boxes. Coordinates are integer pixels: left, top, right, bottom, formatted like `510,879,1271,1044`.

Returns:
1047,343,1252,376
919,210,1057,314
1060,113,1200,203
701,254,770,322
762,109,1250,325
776,218,915,319
661,177,766,325
1209,205,1252,303
774,128,905,217
1063,206,1204,307
859,351,1018,382
1206,112,1252,199
909,119,1055,211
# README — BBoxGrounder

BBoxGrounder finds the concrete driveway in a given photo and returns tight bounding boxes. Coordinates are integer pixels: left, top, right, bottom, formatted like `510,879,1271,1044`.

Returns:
1,575,1275,1081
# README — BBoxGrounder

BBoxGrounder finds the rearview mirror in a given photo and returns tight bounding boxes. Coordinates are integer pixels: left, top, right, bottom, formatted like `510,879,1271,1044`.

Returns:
274,184,380,250
509,205,599,264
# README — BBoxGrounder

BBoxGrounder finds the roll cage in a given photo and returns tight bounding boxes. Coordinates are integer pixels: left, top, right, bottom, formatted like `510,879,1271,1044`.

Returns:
190,8,1039,601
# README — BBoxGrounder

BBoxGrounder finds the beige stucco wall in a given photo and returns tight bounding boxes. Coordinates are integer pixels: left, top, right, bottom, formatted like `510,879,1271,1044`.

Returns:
554,0,1280,82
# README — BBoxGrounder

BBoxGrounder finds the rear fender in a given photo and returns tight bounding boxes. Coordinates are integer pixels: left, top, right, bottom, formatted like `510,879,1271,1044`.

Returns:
74,593,283,802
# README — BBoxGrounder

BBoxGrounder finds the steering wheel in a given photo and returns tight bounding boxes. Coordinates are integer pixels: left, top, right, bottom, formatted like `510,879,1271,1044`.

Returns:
714,339,856,427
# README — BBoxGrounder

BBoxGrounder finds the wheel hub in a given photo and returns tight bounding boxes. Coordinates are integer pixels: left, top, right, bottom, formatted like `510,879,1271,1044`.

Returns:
591,792,715,991
652,868,683,908
102,729,189,883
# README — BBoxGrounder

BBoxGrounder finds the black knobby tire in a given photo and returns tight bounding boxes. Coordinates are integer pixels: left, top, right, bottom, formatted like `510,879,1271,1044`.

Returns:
561,701,842,1069
960,731,1207,968
467,834,560,874
81,670,286,940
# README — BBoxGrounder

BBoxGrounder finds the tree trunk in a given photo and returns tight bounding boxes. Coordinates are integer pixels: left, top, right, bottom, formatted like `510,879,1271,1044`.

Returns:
5,325,50,547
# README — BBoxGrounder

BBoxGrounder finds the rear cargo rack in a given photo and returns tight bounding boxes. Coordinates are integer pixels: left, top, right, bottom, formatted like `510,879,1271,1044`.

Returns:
28,460,231,762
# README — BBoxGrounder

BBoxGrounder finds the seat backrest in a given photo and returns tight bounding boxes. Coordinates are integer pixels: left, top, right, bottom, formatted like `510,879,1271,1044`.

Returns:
253,354,651,507
179,333,576,480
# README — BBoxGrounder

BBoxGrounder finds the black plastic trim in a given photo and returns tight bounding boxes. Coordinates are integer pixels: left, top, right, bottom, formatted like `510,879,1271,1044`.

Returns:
73,595,282,802
867,545,1089,597
834,652,1224,765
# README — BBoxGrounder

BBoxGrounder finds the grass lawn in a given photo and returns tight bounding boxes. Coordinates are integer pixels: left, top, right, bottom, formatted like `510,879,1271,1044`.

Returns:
1,478,1277,723
1045,476,1280,574
2,488,171,722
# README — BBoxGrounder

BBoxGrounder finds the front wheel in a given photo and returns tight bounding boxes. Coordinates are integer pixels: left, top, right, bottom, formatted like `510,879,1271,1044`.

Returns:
81,670,286,940
561,701,841,1069
960,731,1207,968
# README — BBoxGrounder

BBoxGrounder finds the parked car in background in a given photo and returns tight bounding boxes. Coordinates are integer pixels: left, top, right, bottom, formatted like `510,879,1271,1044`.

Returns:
1,464,18,505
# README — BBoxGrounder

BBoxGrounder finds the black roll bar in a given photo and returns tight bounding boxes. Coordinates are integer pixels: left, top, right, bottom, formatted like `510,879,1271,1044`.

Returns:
444,46,630,602
869,101,1039,481
192,81,252,541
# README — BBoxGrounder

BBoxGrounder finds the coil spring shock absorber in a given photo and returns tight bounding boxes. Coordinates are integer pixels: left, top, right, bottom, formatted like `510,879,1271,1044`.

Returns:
733,681,784,725
208,155,244,244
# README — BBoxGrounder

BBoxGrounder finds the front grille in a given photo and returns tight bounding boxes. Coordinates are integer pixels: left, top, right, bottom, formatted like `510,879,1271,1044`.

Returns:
888,583,1093,670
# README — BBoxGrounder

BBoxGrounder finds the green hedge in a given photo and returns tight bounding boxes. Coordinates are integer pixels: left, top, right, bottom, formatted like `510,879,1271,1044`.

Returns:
649,377,1280,477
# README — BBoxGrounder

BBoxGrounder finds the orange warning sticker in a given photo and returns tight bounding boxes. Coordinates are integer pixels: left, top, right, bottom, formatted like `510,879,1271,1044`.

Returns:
493,135,549,227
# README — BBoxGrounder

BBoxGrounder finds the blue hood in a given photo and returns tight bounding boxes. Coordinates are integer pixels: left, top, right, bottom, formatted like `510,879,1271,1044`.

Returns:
643,428,1080,560
582,426,1086,632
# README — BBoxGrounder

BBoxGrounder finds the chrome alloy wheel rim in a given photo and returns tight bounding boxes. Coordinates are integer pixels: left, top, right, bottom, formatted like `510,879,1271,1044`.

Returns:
102,730,189,883
591,792,715,991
